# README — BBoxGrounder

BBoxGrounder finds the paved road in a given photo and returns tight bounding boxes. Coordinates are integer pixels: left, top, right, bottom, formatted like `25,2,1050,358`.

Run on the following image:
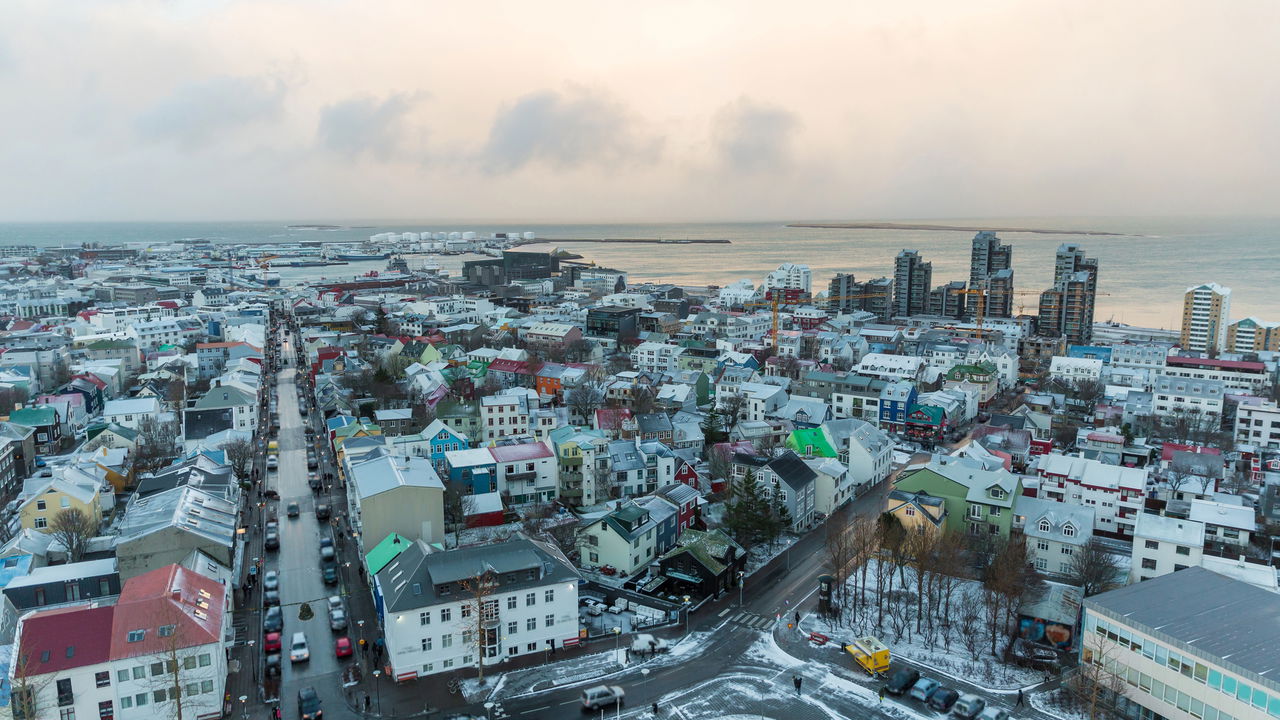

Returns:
266,335,357,719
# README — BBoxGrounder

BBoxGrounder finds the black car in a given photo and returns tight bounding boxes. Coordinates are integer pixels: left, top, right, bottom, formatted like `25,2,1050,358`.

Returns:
307,456,318,470
265,531,280,551
928,688,960,712
263,590,281,608
322,566,338,585
263,606,284,633
298,686,323,720
884,668,920,696
264,653,282,678
308,472,321,491
316,504,330,521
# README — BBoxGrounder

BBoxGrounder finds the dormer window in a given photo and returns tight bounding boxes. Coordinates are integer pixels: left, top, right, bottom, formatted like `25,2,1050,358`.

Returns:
1062,524,1077,538
989,487,1006,500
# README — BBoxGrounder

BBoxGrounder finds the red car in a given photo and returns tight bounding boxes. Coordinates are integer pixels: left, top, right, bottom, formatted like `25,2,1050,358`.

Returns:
264,632,282,653
335,637,353,658
600,565,617,576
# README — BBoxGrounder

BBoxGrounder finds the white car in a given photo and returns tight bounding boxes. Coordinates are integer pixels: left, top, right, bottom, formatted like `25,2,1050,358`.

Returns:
267,455,279,471
581,686,625,710
289,632,310,663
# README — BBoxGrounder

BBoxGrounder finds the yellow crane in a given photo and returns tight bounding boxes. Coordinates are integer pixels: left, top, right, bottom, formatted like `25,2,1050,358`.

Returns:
742,292,889,347
257,255,280,269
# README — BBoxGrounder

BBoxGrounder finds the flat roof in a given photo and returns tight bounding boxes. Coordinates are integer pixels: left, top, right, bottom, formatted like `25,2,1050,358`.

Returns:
1085,567,1280,684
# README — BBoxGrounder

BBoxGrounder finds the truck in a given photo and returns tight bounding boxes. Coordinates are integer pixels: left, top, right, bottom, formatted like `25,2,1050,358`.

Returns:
845,636,890,676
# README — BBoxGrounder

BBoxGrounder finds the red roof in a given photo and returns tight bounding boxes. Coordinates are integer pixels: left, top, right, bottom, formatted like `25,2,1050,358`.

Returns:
595,407,632,430
1160,443,1223,462
155,300,181,309
18,605,114,676
110,565,225,661
1166,356,1266,372
72,373,108,389
489,441,553,462
487,359,529,373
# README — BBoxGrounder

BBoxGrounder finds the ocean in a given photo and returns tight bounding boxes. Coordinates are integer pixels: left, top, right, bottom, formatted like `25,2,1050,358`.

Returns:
1,216,1275,330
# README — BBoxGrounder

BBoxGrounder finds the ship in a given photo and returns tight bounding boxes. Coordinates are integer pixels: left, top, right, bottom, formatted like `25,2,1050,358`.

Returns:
333,252,389,261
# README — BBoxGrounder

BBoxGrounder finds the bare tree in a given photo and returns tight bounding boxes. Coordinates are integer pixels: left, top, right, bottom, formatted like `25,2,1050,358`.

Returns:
629,386,657,415
442,484,477,548
564,338,594,363
956,590,985,662
1164,458,1199,498
705,445,732,496
9,647,54,720
221,438,256,483
134,416,178,475
49,507,98,562
590,462,618,504
717,392,749,434
823,523,856,617
905,527,938,633
144,605,211,720
567,373,608,424
1070,637,1129,720
1067,538,1125,597
458,570,498,683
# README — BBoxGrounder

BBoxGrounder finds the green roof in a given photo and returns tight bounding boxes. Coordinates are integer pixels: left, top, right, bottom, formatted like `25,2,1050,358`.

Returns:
786,428,836,458
946,363,996,381
86,339,137,351
366,533,412,575
10,406,56,426
660,529,744,575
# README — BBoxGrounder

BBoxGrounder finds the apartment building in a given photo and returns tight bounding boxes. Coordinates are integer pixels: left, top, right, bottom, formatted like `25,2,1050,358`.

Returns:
1033,453,1148,539
893,250,932,318
1235,401,1280,450
1014,496,1094,576
1153,375,1225,417
480,393,531,441
1130,512,1205,583
1162,356,1271,396
1082,568,1280,720
1225,317,1280,354
1180,283,1231,354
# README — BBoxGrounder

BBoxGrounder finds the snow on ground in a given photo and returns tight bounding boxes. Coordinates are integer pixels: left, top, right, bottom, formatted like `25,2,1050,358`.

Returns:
1030,688,1092,720
744,533,801,576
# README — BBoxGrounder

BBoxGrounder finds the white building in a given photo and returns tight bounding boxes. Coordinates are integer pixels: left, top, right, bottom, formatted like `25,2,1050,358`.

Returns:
857,353,925,381
1153,375,1225,417
480,393,531,442
1050,356,1105,383
1131,511,1204,583
1236,401,1280,450
375,537,580,682
1015,496,1094,576
763,262,812,295
630,342,685,373
89,306,176,334
1034,453,1149,539
1083,568,1280,720
1181,282,1231,354
103,397,161,431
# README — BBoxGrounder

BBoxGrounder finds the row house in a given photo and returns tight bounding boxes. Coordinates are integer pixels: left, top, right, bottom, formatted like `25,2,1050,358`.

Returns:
549,427,611,507
1033,452,1148,539
608,439,676,497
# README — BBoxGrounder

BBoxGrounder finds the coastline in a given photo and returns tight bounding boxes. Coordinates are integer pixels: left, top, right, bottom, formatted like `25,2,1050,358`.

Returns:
787,222,1129,236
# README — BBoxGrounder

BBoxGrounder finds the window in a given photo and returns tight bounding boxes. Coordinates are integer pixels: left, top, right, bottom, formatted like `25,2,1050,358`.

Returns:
443,659,454,669
99,700,115,719
1145,540,1159,550
508,621,518,635
127,630,145,643
1037,540,1050,551
95,672,110,688
527,617,537,631
132,667,145,680
117,670,129,683
461,605,472,619
1038,519,1052,533
440,608,452,622
545,589,555,603
461,630,473,644
200,680,213,694
1142,558,1157,570
186,684,199,697
151,662,164,677
60,497,69,508
989,506,1001,517
153,690,166,704
441,634,453,648
526,592,536,606
1176,546,1191,556
198,654,211,667
183,657,196,671
546,614,555,627
968,505,983,519
1035,558,1047,570
420,611,430,625
1061,547,1074,556
158,624,175,638
421,637,433,652
1062,524,1077,538
60,710,75,720
36,500,45,511
34,517,47,529
507,597,517,610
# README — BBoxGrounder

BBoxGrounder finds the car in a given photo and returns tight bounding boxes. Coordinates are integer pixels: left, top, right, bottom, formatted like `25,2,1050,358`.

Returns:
327,595,344,612
263,489,280,501
330,607,348,632
335,636,353,658
952,694,986,719
308,472,321,490
629,634,668,655
909,677,941,702
884,668,921,696
264,653,282,677
976,709,1010,720
266,520,278,533
319,537,334,551
263,570,279,592
301,406,309,416
298,686,323,720
263,632,282,653
322,566,338,585
263,590,281,608
320,546,336,563
580,685,625,711
267,455,279,471
316,504,331,521
264,531,280,551
289,632,310,662
599,565,617,576
263,606,283,634
929,688,960,712
287,501,300,518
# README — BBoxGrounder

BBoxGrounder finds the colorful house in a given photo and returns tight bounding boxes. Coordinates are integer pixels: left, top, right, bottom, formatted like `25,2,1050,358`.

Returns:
904,403,948,445
419,419,470,473
893,456,1022,538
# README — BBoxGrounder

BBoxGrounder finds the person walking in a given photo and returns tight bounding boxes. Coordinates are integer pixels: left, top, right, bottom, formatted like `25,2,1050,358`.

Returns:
364,694,371,712
1016,689,1025,708
879,687,885,704
793,675,802,695
652,702,659,716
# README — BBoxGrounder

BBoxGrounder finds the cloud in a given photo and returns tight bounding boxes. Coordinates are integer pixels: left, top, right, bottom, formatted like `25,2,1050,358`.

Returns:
316,92,426,161
710,98,800,173
136,74,289,148
480,87,662,173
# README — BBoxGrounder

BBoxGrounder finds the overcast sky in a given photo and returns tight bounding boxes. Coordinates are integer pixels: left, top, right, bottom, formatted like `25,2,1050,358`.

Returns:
2,0,1278,222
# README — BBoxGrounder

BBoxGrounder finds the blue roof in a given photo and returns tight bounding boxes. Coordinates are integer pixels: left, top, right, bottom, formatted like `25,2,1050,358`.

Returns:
0,555,33,589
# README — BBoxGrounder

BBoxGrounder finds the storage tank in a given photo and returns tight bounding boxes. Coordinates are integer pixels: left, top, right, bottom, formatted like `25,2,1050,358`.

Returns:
448,232,462,240
523,231,537,240
433,232,447,240
462,231,476,240
401,232,419,242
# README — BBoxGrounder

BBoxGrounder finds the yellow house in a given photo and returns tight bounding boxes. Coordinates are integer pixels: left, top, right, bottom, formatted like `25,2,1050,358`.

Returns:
19,476,103,533
884,489,947,536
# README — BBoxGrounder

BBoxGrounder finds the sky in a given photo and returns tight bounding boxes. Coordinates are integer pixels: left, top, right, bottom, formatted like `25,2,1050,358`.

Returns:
1,0,1278,222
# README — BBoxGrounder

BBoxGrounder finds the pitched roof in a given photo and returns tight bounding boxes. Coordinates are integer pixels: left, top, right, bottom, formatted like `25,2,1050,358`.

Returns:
110,564,225,660
17,605,115,676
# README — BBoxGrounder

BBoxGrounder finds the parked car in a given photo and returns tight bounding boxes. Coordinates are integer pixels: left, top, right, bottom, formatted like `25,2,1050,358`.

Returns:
263,489,280,501
290,632,310,662
320,546,336,563
884,668,920,696
599,565,617,576
909,678,941,702
976,708,1009,720
316,504,330,521
309,472,321,491
263,570,279,592
319,537,334,552
307,455,318,470
264,531,280,551
327,595,344,612
265,653,282,677
929,688,960,712
581,686,625,710
263,606,283,634
298,686,323,720
287,501,300,518
267,455,279,471
629,634,668,655
952,694,986,720
330,607,348,632
263,632,282,653
335,636,353,658
263,590,281,608
322,566,338,585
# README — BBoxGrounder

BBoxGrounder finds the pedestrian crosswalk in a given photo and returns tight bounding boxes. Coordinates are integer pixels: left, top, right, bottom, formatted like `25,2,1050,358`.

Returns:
728,612,776,630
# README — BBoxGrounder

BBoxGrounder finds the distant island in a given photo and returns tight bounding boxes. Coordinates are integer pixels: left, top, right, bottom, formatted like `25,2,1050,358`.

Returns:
787,222,1129,236
287,224,343,230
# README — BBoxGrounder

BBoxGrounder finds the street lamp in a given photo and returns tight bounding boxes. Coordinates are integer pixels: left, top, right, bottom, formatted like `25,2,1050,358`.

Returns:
238,695,248,720
737,571,745,607
372,669,382,714
612,626,621,663
484,701,495,720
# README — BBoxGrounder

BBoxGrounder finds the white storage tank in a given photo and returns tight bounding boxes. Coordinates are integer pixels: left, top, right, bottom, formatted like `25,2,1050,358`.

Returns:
433,232,447,240
462,231,476,240
401,232,419,242
448,232,462,240
523,231,537,240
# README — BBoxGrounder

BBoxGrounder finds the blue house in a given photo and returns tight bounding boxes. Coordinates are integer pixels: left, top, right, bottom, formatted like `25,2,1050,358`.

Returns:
421,419,470,473
443,447,497,494
879,380,918,431
1068,345,1113,363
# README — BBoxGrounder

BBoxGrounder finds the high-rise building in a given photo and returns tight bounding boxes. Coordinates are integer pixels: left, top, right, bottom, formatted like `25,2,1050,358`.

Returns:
893,250,932,318
827,273,893,322
764,262,812,295
928,281,967,319
1226,317,1280,354
985,268,1015,319
1037,243,1098,345
1180,283,1232,354
968,231,1013,318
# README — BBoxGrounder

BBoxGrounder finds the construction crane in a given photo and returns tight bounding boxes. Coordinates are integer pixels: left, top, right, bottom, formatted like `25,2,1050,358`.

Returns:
742,292,888,347
257,255,280,269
